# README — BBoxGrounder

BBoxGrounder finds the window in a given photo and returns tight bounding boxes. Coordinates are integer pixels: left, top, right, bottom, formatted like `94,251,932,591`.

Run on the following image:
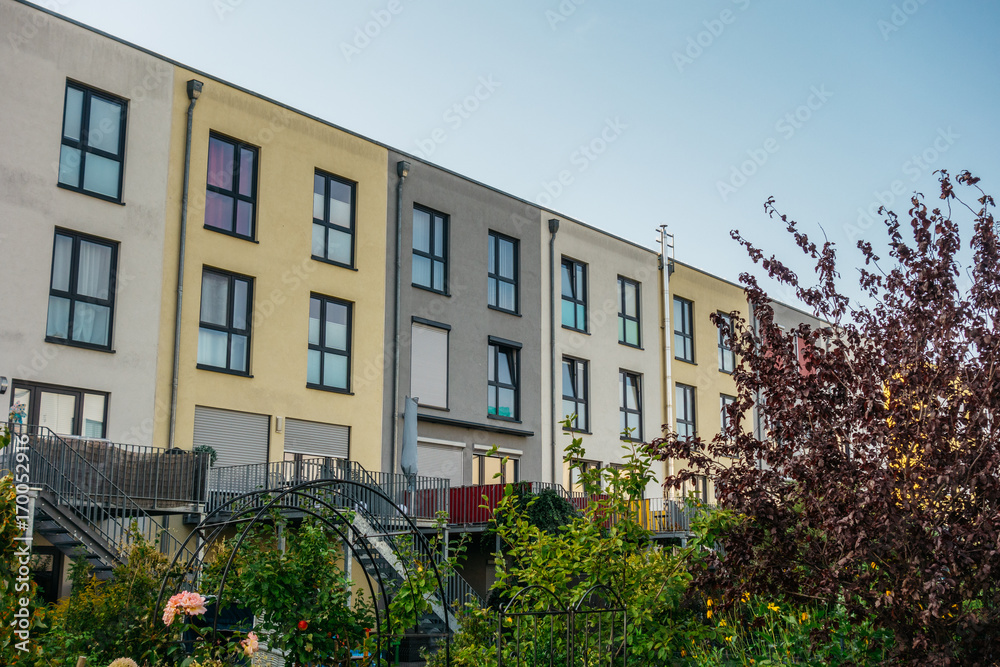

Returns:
721,394,737,431
197,269,252,374
410,320,449,408
307,295,351,392
618,276,640,347
718,312,735,373
676,383,696,441
673,296,694,362
561,357,589,432
619,370,643,441
412,206,448,292
561,258,587,331
473,453,519,485
11,381,107,438
205,133,258,239
58,82,127,202
488,232,518,313
487,338,520,420
312,171,355,267
46,229,117,350
570,458,601,494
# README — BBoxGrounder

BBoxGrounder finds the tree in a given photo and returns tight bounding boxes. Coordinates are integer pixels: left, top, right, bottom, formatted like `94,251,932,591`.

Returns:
653,171,1000,665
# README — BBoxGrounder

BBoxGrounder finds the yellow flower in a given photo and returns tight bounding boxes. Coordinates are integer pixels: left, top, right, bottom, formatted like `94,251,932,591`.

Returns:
742,591,751,602
681,649,686,657
800,612,808,623
718,619,727,627
706,609,713,619
725,635,733,642
886,590,892,597
767,603,780,613
706,598,713,607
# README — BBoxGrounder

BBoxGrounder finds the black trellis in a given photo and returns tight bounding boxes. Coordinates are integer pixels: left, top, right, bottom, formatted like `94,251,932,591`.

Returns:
497,584,627,667
154,478,454,665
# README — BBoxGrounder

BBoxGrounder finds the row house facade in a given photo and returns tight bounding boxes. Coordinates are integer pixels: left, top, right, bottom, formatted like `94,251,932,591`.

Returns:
1,0,831,602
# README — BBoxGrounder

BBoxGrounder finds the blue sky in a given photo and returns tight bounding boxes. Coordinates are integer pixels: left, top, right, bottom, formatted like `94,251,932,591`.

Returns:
43,0,1000,308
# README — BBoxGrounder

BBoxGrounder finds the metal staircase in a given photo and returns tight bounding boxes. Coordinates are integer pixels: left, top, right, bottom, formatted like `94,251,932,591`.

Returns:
1,424,203,577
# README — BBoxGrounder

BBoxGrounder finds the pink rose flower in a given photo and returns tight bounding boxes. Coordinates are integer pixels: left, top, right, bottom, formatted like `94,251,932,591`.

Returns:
241,631,260,657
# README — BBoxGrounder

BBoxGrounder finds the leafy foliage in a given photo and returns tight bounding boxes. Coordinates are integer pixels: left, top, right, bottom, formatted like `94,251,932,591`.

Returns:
0,473,45,666
653,171,1000,665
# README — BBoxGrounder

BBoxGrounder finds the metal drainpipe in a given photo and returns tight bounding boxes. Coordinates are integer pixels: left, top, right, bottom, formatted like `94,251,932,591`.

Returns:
658,225,675,492
168,79,203,450
389,161,410,474
548,218,560,485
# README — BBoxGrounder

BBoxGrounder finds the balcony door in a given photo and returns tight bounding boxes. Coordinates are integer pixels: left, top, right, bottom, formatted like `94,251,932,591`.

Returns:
10,381,107,438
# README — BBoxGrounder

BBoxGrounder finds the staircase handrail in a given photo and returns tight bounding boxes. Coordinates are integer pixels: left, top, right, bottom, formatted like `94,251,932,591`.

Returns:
1,423,199,566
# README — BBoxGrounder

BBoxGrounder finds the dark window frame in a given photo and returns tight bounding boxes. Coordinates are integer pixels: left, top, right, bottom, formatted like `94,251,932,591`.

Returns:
473,453,520,485
674,296,694,363
676,383,696,441
412,205,449,294
561,257,588,332
45,228,118,352
57,81,128,203
204,132,259,241
570,457,602,494
307,294,353,394
197,268,253,376
312,170,357,269
487,339,520,422
617,276,641,348
10,380,109,438
720,393,737,431
561,356,589,432
619,370,643,442
488,230,519,314
718,311,736,373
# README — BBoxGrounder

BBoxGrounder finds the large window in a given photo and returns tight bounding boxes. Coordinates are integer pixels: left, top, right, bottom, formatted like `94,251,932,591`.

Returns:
410,320,449,408
197,269,252,374
473,453,519,485
676,383,696,441
312,171,355,267
488,231,518,313
619,370,643,441
487,338,520,420
718,312,735,373
46,229,117,350
307,295,351,392
673,296,694,363
721,394,737,431
58,82,127,202
561,357,589,432
618,276,641,347
570,458,601,494
205,133,258,240
412,206,448,293
561,258,587,331
11,381,107,438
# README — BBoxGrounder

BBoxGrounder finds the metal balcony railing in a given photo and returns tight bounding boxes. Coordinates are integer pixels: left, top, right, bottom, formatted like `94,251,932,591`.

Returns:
0,423,205,563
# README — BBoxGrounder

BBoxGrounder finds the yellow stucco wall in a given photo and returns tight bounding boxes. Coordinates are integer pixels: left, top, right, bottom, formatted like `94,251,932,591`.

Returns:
154,70,389,472
668,261,746,496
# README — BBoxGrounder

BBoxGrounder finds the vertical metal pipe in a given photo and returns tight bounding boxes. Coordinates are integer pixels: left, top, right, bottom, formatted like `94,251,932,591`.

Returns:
547,218,560,485
168,80,203,449
390,161,410,474
658,225,675,490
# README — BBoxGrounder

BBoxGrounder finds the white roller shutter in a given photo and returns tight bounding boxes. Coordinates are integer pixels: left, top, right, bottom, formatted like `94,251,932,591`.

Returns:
284,418,349,459
193,406,269,468
411,323,448,408
417,443,464,486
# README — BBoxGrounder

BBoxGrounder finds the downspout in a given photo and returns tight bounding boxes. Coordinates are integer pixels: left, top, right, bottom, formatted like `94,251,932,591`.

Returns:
390,161,410,474
658,225,675,494
168,79,203,450
548,218,560,485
